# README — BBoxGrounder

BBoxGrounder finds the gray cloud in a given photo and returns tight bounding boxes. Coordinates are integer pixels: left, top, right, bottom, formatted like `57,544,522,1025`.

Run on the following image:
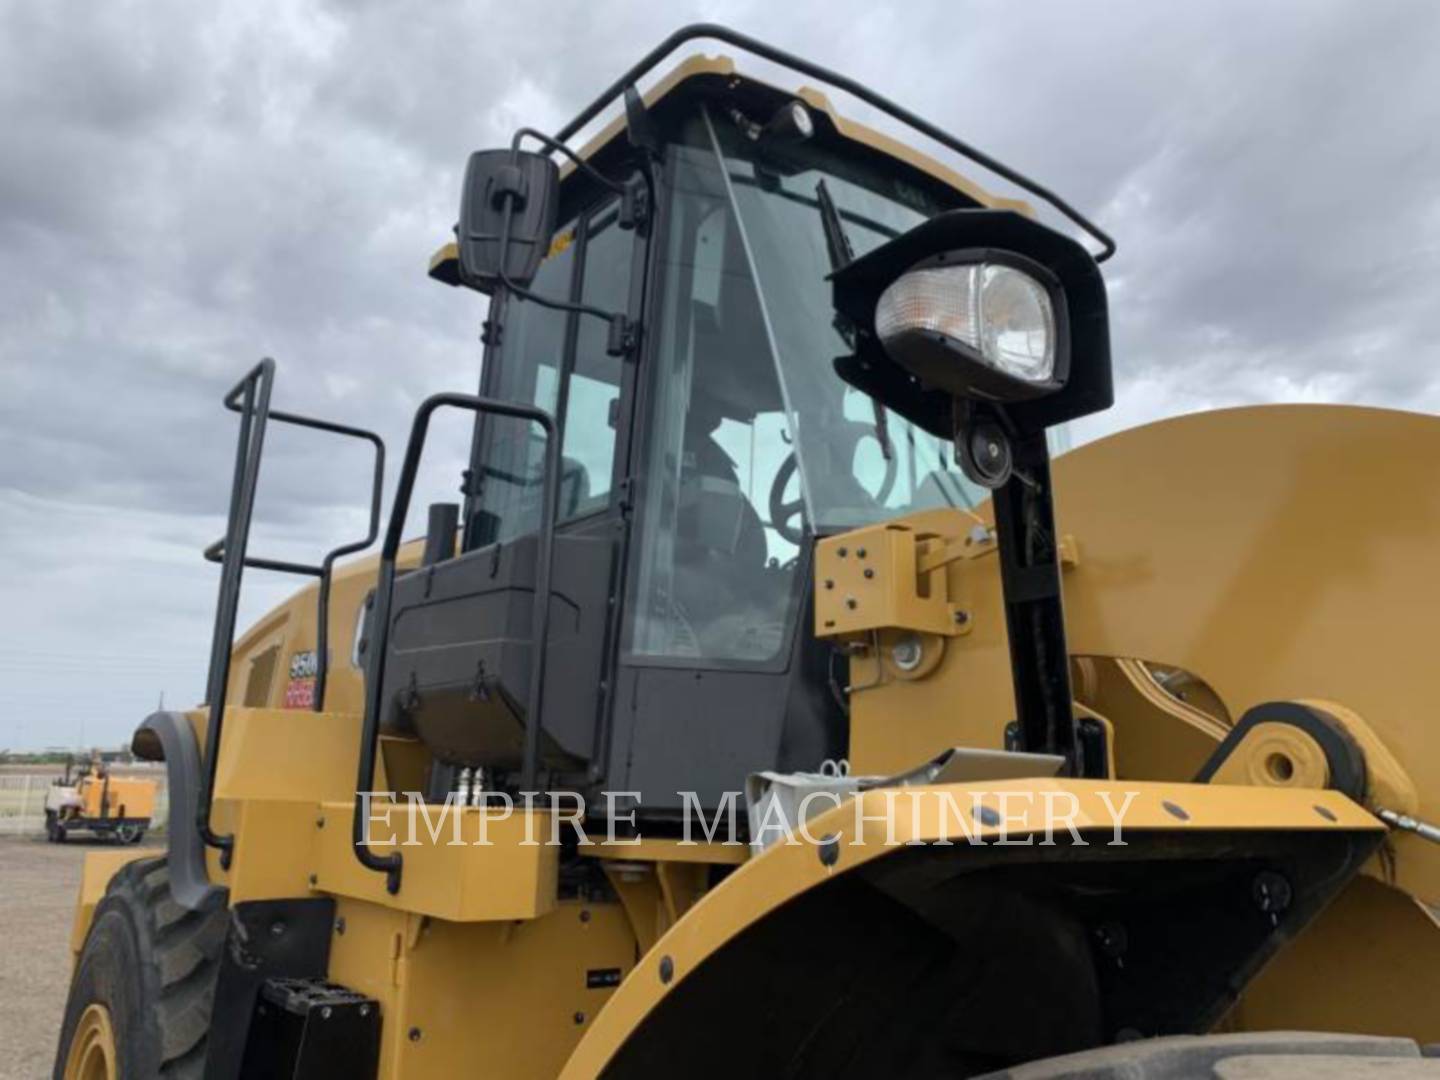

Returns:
2,0,1439,748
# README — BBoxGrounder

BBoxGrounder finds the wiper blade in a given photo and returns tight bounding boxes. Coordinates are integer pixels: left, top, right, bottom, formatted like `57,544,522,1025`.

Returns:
817,179,892,463
816,178,855,271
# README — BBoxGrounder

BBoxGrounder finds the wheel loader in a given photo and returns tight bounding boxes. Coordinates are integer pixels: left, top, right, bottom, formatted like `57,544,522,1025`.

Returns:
53,23,1440,1080
44,753,156,845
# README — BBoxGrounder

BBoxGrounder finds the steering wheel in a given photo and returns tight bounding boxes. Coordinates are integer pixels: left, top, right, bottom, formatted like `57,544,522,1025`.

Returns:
767,424,899,545
768,454,807,546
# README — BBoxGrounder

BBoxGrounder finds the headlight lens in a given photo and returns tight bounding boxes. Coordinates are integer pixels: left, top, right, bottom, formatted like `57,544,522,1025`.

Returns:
875,262,1056,383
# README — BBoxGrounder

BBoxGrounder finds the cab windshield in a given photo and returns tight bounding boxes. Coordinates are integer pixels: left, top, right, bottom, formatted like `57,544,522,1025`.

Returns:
625,106,986,665
707,106,985,534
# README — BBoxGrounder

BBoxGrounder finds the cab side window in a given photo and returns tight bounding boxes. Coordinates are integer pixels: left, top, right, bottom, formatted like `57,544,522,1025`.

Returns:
558,207,631,518
470,202,634,547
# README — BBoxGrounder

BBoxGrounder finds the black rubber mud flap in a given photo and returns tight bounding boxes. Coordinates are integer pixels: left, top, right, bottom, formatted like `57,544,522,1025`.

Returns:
132,710,227,912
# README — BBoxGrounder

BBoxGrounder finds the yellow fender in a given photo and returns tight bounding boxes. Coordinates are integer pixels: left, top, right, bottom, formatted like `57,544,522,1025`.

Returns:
562,780,1380,1077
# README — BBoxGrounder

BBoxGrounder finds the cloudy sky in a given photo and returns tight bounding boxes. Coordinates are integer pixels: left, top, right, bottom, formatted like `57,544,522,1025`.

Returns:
2,1,1438,750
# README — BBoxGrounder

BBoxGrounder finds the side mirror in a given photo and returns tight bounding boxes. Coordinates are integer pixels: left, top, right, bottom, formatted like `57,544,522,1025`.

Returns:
456,149,560,292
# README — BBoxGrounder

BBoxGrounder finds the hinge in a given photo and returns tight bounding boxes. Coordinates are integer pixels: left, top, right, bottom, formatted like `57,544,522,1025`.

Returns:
619,174,650,232
606,315,640,358
615,476,636,517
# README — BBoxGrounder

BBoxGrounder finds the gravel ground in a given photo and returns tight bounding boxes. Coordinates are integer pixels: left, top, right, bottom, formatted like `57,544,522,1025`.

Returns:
0,835,94,1079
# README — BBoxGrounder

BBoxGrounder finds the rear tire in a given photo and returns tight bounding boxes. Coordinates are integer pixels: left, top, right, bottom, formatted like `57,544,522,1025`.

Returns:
53,858,226,1079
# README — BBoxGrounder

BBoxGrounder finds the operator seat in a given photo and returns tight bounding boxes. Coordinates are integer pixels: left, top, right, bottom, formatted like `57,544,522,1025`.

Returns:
670,388,771,656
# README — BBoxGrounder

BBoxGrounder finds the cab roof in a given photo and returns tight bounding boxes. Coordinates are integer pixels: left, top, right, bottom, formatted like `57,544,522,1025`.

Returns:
428,54,1033,285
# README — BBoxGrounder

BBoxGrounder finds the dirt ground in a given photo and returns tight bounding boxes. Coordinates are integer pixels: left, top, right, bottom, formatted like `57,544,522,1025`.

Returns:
0,835,96,1079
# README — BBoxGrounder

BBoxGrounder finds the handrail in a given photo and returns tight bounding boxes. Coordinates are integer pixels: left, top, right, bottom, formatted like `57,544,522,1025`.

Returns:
196,359,386,867
354,392,560,894
203,398,386,712
552,23,1117,263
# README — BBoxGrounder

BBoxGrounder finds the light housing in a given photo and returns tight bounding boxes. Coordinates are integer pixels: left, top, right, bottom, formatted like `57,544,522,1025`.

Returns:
875,257,1061,399
830,209,1112,437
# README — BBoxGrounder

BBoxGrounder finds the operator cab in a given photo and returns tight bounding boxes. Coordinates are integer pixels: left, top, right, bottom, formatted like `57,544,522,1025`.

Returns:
386,57,1041,822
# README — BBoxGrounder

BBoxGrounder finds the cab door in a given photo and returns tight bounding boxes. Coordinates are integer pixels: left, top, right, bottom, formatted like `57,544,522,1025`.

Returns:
382,197,646,779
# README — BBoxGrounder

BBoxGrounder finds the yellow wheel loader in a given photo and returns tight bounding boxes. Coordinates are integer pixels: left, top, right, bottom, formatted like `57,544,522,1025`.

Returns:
44,755,156,845
54,24,1440,1080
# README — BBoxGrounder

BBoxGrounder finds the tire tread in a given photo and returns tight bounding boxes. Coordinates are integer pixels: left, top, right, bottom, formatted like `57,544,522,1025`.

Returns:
53,856,225,1078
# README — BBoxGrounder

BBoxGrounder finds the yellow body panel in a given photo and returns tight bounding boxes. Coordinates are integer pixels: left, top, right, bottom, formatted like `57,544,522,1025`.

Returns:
313,801,559,922
328,897,636,1079
1237,874,1440,1039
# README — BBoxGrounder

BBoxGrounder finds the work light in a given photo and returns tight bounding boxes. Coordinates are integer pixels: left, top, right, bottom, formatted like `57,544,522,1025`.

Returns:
874,258,1062,400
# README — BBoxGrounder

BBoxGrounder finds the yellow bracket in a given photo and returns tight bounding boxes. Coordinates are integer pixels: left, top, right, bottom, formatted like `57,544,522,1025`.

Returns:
814,523,976,638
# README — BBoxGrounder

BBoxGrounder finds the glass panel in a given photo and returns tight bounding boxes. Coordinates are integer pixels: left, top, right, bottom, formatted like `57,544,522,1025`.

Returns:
627,136,802,663
471,226,576,547
702,111,993,527
560,209,631,518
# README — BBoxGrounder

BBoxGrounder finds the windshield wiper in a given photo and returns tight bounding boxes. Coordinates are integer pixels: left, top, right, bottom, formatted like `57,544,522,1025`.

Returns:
816,178,855,271
817,179,892,463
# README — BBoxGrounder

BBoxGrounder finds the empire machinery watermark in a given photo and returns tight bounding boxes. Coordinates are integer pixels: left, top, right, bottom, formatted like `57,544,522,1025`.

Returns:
357,787,1142,850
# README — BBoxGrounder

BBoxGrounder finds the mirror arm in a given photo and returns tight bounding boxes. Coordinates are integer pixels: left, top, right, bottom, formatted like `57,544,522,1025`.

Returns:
512,127,628,197
494,193,634,357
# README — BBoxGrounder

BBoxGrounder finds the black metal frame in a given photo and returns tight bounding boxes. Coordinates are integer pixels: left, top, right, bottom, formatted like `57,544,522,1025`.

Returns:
990,427,1083,775
554,23,1116,263
197,358,385,864
353,392,560,894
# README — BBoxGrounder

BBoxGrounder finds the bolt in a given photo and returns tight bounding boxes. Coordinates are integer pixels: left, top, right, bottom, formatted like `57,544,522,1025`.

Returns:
334,917,346,935
1253,870,1292,921
953,610,970,626
659,955,674,984
890,635,923,672
408,1027,422,1043
1162,800,1190,822
321,1006,333,1020
824,579,834,590
579,909,591,923
856,547,867,558
1094,921,1128,961
573,1011,586,1025
837,546,848,557
359,1005,370,1018
269,921,285,937
315,816,325,829
818,835,840,867
845,597,858,610
308,874,318,888
863,568,874,579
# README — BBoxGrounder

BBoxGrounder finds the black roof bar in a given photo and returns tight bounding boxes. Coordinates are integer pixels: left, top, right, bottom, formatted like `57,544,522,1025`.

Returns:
553,23,1116,263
